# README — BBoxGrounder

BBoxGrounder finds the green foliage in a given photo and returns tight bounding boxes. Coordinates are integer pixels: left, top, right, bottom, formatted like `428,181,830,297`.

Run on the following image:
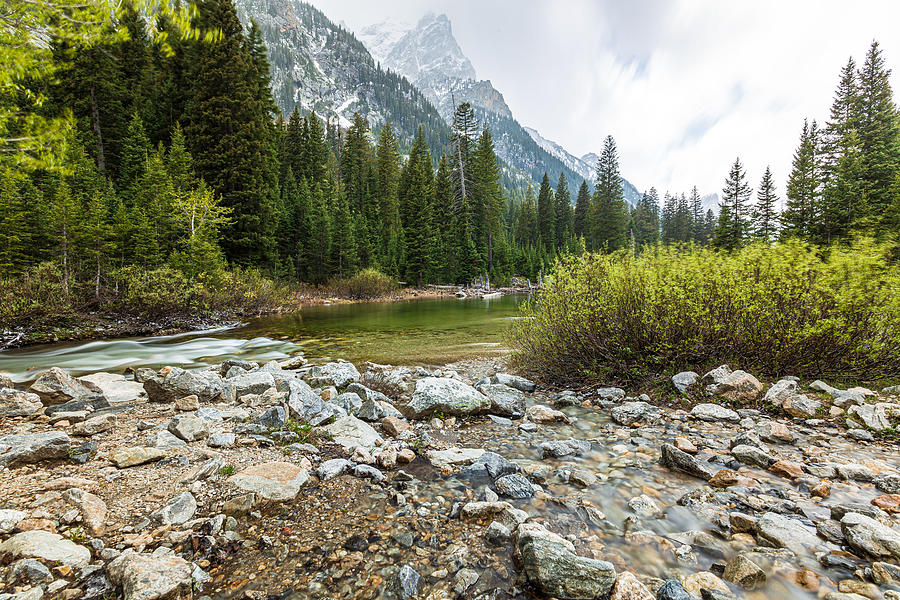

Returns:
327,269,397,300
509,240,900,384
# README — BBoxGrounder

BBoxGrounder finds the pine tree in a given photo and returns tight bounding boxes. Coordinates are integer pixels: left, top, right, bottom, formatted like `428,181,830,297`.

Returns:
48,180,79,294
471,127,504,274
855,41,900,234
782,120,823,239
80,188,114,298
118,112,150,198
753,166,779,242
590,136,627,251
631,190,659,248
433,154,455,281
398,128,434,285
450,103,478,207
554,172,572,249
573,180,590,239
184,0,278,265
714,157,752,249
536,173,555,250
514,186,539,249
167,123,193,193
374,122,401,270
821,57,862,241
0,173,29,274
689,186,703,241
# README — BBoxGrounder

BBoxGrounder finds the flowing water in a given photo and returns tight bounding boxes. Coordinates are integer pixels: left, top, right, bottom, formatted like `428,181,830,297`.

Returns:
0,295,524,382
211,391,893,600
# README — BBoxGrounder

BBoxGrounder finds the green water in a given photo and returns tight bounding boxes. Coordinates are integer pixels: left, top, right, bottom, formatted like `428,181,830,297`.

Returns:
0,295,526,381
225,294,525,365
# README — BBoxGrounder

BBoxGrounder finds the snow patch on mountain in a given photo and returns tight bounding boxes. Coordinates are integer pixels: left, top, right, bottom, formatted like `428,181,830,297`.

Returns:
524,127,595,183
357,18,412,65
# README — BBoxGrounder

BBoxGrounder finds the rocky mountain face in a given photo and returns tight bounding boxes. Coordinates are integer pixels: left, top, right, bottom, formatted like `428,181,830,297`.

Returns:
231,0,450,152
357,12,640,204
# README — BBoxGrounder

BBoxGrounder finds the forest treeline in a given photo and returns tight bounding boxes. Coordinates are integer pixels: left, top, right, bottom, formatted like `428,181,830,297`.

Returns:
1,0,899,328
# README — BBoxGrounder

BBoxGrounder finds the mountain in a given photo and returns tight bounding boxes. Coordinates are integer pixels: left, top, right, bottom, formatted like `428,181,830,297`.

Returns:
232,0,449,152
357,13,641,204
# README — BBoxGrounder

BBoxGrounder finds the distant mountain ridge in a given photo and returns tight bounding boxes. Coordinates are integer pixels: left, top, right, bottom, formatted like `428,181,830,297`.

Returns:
232,0,450,152
358,12,642,205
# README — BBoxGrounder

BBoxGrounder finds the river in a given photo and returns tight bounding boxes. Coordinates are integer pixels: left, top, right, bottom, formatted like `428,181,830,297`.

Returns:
0,294,525,382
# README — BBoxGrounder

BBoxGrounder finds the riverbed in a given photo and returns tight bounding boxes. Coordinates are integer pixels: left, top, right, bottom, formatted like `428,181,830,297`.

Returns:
0,295,525,382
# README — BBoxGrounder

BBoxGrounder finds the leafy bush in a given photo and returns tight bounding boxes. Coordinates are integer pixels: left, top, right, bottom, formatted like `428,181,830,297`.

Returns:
327,268,397,300
0,262,74,327
508,240,900,384
113,266,198,317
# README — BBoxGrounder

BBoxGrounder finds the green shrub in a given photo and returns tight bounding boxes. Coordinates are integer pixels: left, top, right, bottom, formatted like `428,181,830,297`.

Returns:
113,266,198,317
0,262,74,327
508,239,900,384
328,268,397,300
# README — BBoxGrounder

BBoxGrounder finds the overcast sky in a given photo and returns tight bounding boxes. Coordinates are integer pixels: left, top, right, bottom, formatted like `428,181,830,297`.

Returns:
310,0,900,199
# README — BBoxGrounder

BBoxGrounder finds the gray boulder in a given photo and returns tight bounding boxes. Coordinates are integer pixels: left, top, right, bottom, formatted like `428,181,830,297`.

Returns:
0,509,26,534
782,394,821,418
151,492,196,525
492,473,535,499
322,415,382,451
756,512,823,554
356,398,402,422
841,512,900,559
458,451,521,481
595,387,626,401
307,361,360,388
611,401,660,426
489,373,536,392
539,439,590,459
0,431,70,467
227,370,276,398
0,388,43,417
404,377,490,419
811,379,866,407
731,444,774,468
144,367,225,403
167,414,209,442
659,443,716,480
347,382,393,403
394,564,421,600
107,549,192,600
478,383,526,418
514,522,616,599
228,461,309,501
279,378,334,425
332,391,363,413
691,403,739,422
78,372,145,404
317,458,354,480
672,371,699,394
28,367,104,406
0,530,90,568
763,378,798,407
706,370,763,403
849,403,894,430
207,433,236,448
253,406,287,429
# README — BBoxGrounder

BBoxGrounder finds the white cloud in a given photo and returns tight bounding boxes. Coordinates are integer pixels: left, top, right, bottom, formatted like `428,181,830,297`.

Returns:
312,0,900,198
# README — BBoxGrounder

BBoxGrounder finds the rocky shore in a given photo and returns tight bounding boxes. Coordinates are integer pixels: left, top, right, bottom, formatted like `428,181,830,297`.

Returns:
1,356,900,600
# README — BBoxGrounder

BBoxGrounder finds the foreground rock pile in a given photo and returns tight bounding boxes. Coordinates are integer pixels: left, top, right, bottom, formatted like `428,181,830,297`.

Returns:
0,357,899,600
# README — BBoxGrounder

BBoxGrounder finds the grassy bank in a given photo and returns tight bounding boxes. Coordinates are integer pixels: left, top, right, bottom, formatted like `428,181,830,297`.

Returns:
508,240,900,386
0,265,446,348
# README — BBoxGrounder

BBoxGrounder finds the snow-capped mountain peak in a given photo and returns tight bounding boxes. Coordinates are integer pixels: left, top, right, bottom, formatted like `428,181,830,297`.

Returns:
357,18,411,65
384,12,476,84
